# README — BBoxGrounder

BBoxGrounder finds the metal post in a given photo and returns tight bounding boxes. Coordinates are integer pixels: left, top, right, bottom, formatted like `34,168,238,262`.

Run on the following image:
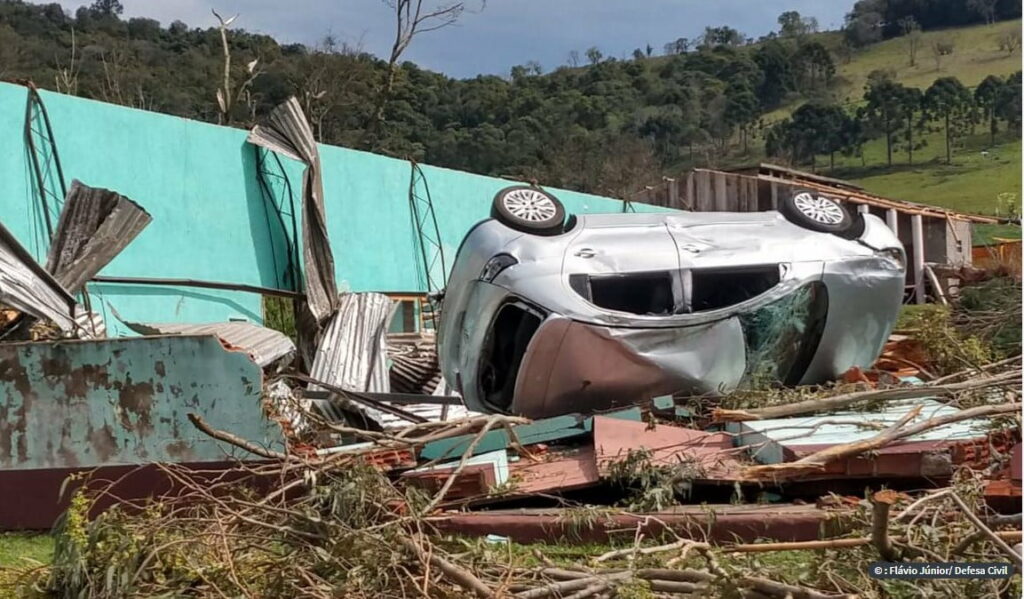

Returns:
912,214,925,304
886,209,899,235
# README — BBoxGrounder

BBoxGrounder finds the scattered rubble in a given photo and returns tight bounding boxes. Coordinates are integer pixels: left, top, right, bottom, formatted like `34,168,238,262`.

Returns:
0,96,1018,598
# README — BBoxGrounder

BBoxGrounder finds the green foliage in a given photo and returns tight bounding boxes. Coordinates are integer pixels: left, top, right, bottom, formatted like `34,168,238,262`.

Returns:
958,277,1023,355
924,76,976,163
845,0,1020,43
607,449,704,512
263,295,296,340
904,304,996,374
615,578,655,598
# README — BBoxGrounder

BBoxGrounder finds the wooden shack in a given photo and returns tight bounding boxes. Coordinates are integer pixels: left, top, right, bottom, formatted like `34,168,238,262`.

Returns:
629,164,1008,304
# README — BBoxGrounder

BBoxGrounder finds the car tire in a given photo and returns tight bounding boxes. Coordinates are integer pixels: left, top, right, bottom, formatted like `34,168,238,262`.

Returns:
491,186,566,235
780,189,853,234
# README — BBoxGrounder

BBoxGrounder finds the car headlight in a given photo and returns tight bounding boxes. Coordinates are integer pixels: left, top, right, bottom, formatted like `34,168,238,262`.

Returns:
876,247,905,271
480,254,518,282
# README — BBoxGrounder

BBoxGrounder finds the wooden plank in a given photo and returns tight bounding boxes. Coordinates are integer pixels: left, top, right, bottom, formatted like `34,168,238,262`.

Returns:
912,215,925,305
746,178,759,211
759,162,864,190
714,172,728,211
420,408,644,460
686,172,695,210
698,171,713,211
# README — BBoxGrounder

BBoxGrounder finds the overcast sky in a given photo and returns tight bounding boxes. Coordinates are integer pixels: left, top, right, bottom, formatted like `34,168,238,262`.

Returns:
55,1,850,78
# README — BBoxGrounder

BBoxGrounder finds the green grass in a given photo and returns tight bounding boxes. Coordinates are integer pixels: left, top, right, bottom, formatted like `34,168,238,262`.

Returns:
833,20,1022,104
0,534,53,569
803,126,1022,244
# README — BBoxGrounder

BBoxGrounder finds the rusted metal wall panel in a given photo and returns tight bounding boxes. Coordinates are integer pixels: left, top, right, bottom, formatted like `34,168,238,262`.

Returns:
0,335,283,470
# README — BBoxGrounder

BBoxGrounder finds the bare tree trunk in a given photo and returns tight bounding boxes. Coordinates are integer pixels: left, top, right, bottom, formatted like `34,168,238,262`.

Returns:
945,113,952,163
885,127,893,166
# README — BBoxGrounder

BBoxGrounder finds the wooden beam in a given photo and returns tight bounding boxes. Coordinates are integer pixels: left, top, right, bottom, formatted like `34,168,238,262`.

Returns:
857,204,870,215
912,214,926,304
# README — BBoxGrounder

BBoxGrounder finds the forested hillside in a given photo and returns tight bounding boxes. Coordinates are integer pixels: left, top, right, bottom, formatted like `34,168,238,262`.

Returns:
0,0,1020,205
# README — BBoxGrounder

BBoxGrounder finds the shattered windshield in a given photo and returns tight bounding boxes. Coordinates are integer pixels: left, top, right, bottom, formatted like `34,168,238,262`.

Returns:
739,282,828,387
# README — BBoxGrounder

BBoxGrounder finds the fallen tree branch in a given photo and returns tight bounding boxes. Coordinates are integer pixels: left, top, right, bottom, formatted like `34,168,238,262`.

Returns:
187,413,296,461
721,531,1023,554
947,493,1023,569
715,372,1021,422
399,535,496,598
893,489,953,521
930,355,1022,385
593,538,709,563
740,576,857,599
745,402,1021,479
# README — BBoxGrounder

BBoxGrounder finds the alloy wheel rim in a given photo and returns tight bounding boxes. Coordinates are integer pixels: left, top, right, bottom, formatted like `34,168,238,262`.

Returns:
793,193,845,225
502,189,557,222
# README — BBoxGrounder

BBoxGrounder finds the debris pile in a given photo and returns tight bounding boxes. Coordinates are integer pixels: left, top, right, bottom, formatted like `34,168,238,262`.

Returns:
0,96,1018,598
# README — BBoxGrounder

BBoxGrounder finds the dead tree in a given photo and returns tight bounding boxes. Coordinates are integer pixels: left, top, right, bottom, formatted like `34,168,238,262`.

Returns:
212,10,261,125
363,0,466,150
54,27,80,95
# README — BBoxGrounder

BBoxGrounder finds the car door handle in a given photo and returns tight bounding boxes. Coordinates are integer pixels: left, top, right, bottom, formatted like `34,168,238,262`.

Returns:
574,248,596,258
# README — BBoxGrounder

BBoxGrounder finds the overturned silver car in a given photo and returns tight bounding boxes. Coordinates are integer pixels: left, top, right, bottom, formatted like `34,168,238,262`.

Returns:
438,186,906,418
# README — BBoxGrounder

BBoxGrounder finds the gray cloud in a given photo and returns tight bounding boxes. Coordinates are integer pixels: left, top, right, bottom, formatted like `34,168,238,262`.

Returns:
56,0,849,78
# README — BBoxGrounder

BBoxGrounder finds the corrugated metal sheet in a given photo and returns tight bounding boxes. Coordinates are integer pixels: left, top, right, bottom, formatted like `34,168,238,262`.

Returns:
119,320,295,368
247,98,339,324
0,220,77,332
728,399,991,465
387,332,441,394
45,180,152,294
309,293,395,421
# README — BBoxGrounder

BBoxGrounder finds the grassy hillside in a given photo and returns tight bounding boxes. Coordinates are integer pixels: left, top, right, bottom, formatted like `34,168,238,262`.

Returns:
832,19,1022,103
772,21,1023,243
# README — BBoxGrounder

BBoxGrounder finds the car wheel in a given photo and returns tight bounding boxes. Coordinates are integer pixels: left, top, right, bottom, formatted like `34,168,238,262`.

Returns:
780,190,852,234
491,186,566,235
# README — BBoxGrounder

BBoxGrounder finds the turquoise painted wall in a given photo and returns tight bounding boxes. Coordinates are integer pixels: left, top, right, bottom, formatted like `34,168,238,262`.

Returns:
1,82,668,334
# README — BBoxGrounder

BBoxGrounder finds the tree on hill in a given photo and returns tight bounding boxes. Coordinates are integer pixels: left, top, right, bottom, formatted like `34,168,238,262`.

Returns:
752,40,793,109
777,11,817,38
863,76,910,166
994,71,1022,133
699,25,744,49
897,86,923,164
845,0,1020,41
765,103,853,170
898,16,922,66
975,74,1005,144
968,0,999,25
792,40,834,93
924,76,975,163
